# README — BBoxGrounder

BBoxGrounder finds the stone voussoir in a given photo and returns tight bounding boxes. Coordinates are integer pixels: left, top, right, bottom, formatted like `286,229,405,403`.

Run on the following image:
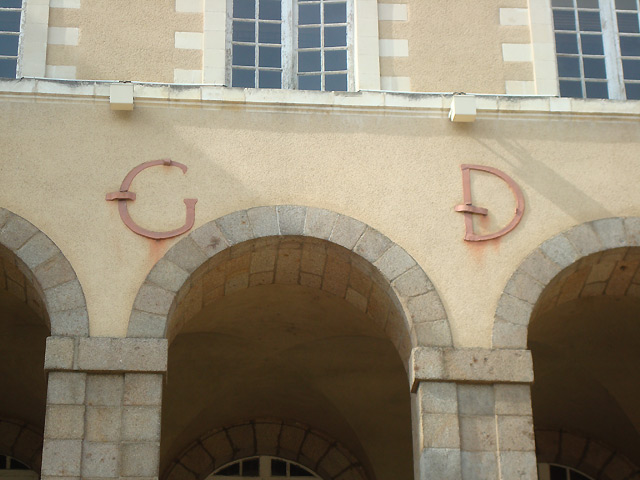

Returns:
592,217,627,249
163,236,208,274
0,215,39,251
277,205,307,235
247,206,279,237
329,215,367,250
188,220,230,258
16,231,60,270
353,227,394,264
304,207,338,239
146,258,190,293
215,210,254,245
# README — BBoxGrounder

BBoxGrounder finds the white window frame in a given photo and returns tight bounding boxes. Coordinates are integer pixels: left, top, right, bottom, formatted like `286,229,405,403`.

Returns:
207,455,322,479
202,0,380,90
224,0,354,91
532,0,640,99
537,462,595,480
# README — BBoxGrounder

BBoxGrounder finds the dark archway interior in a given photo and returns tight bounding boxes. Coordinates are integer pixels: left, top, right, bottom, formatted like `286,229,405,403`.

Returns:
161,283,414,480
529,248,640,472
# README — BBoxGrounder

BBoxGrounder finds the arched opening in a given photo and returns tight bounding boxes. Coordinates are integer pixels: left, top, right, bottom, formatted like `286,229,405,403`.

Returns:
528,247,640,479
161,236,415,480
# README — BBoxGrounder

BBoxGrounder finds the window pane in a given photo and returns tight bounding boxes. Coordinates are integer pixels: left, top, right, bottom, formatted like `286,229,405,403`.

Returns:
578,11,601,31
259,22,280,44
242,458,259,476
554,10,576,30
625,82,640,98
617,12,640,32
0,11,21,32
577,0,598,7
298,74,321,90
324,26,346,46
555,33,579,53
0,34,18,56
217,462,241,475
290,464,313,476
570,470,591,480
259,45,281,67
233,21,255,42
581,34,604,54
298,50,321,72
0,0,22,7
558,56,581,76
325,50,346,70
620,35,640,55
622,58,640,79
616,0,637,9
259,0,280,20
585,81,609,97
259,69,281,88
233,0,255,19
553,0,574,6
298,27,320,47
324,2,346,23
271,459,287,476
549,465,567,480
299,3,320,25
583,57,606,77
0,58,17,78
325,73,347,91
233,44,256,66
232,68,255,87
559,79,583,96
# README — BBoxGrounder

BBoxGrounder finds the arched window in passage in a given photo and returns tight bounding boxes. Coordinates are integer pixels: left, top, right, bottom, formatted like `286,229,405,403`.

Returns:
208,456,321,479
0,455,38,480
537,463,594,480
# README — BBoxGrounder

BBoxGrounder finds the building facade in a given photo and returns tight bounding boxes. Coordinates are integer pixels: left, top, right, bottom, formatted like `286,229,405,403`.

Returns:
0,0,639,479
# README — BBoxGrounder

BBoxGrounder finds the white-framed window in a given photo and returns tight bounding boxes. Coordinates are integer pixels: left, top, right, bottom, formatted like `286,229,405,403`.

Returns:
0,0,23,79
227,0,353,91
207,456,321,479
0,455,38,480
537,463,594,480
552,0,640,99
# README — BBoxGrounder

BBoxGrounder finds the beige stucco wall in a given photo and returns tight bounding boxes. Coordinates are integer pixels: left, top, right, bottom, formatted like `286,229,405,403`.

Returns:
1,85,639,348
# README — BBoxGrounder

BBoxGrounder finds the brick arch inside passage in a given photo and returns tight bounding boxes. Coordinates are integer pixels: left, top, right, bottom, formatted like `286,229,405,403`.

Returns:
128,206,451,364
492,217,640,349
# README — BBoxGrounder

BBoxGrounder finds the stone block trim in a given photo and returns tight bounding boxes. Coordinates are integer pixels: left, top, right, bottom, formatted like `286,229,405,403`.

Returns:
0,418,43,473
164,419,368,480
128,206,451,364
535,429,640,480
493,217,640,349
0,208,89,336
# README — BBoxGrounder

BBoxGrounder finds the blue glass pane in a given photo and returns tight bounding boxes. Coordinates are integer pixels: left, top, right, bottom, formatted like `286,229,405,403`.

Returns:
552,0,573,6
298,50,321,72
583,57,606,78
298,27,320,48
233,21,255,42
585,81,608,98
625,82,640,99
554,10,576,30
616,0,637,9
325,26,346,47
259,0,280,20
0,11,21,32
559,79,583,97
325,73,347,91
259,45,281,67
232,68,255,87
233,0,255,19
623,59,640,79
0,34,18,56
325,50,346,71
578,10,601,31
581,34,604,54
557,56,581,77
299,4,320,25
555,33,578,53
233,44,256,66
620,36,640,56
0,0,22,7
0,58,17,78
577,0,598,7
259,69,281,88
324,2,346,23
617,12,639,32
298,75,321,90
259,22,280,44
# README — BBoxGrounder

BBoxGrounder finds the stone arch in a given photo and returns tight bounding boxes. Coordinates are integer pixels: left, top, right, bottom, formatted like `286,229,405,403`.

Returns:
0,208,89,336
535,429,640,480
128,206,451,363
0,417,44,473
492,217,640,349
164,419,368,480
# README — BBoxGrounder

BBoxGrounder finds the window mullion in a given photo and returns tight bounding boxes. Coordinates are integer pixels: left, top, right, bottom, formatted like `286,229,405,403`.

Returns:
282,0,294,89
600,0,625,99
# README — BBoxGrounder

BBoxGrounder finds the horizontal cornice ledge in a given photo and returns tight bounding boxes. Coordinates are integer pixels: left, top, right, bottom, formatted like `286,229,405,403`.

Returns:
409,347,534,392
